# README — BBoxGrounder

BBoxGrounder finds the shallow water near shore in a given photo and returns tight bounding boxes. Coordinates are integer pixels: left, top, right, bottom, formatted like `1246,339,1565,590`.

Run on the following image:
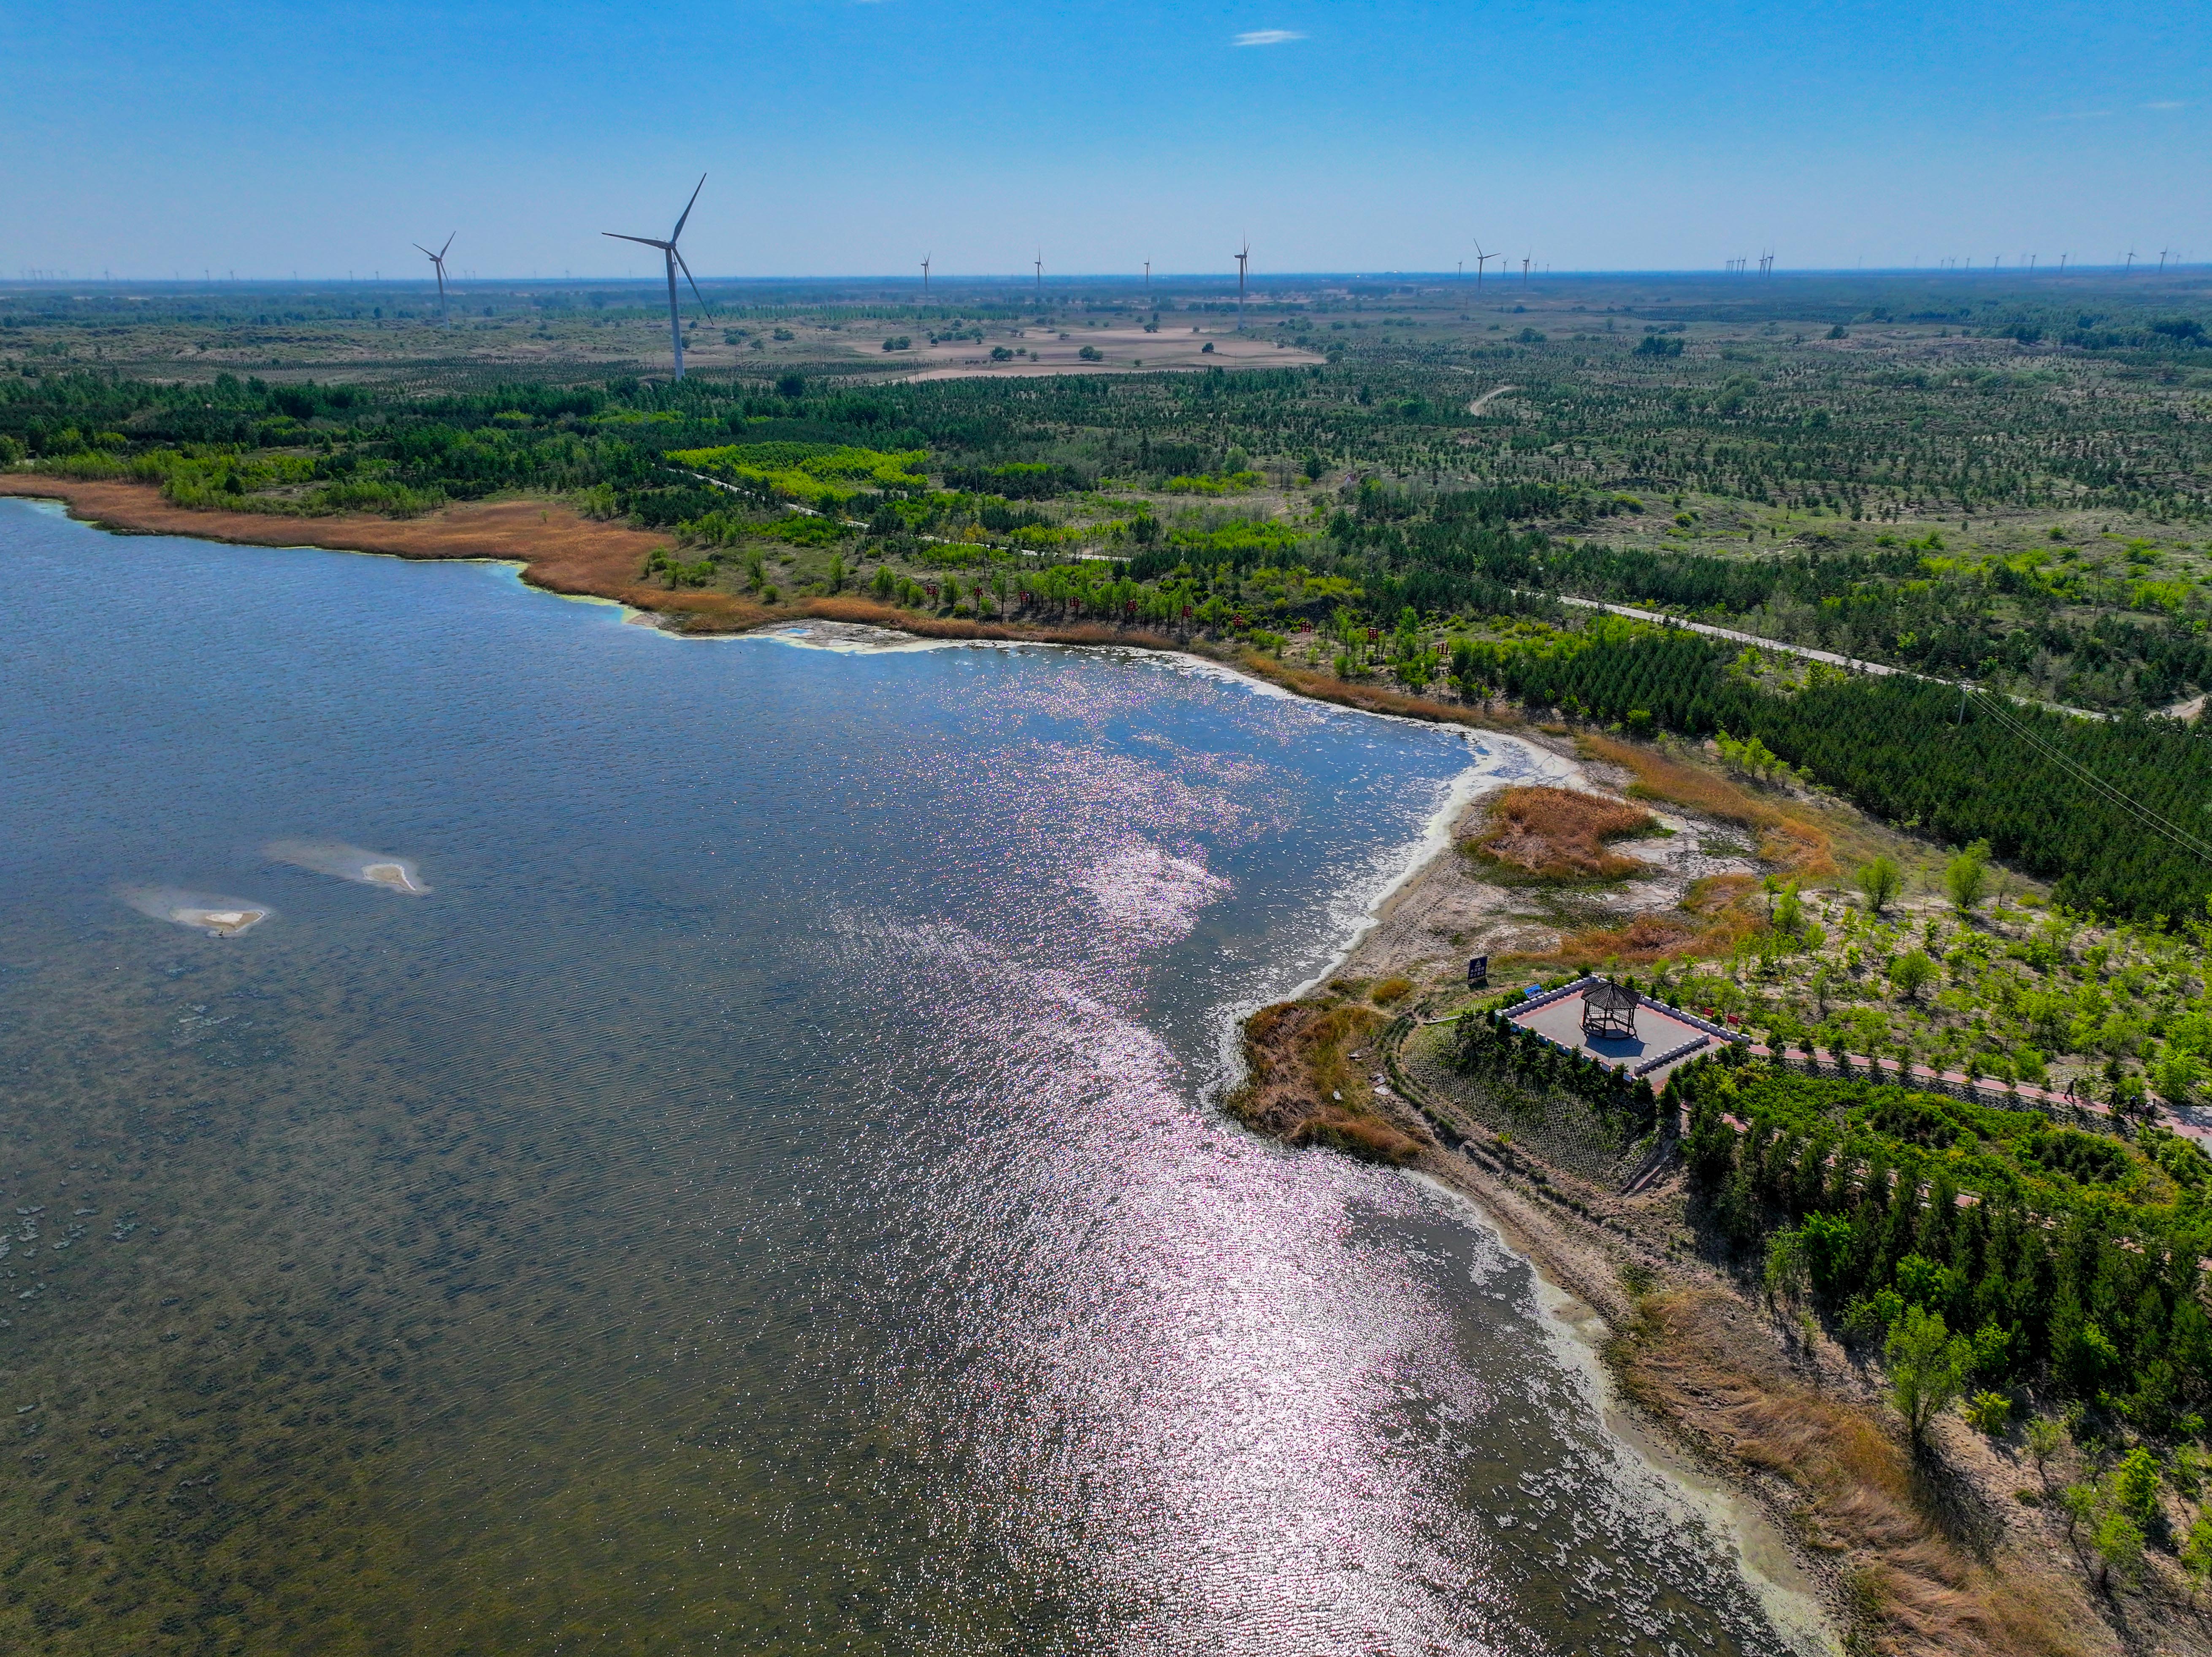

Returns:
0,495,1819,1654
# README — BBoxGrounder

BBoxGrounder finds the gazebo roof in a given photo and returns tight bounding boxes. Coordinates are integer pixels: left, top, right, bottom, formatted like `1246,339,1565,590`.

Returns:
1586,980,1639,1013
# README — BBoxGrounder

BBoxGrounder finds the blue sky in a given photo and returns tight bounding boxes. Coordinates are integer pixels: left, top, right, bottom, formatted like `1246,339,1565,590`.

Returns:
3,0,2203,278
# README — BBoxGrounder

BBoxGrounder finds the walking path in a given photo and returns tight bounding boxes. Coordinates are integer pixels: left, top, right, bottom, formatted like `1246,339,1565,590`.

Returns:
1740,1039,2212,1145
1545,594,2107,722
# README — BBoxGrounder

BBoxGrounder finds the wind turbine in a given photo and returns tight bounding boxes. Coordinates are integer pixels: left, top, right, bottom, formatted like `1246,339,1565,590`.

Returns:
413,233,455,324
921,252,931,297
2123,249,2136,274
1520,252,1531,287
2159,248,2173,274
1144,259,1151,291
1472,241,1496,287
1034,250,1043,298
603,174,712,381
1234,240,1249,316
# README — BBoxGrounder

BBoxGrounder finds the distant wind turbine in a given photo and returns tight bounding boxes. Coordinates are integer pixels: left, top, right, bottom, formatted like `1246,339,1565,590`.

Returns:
1144,259,1151,291
921,252,931,297
1034,250,1043,297
603,174,712,381
1472,241,1496,287
1234,240,1249,315
412,233,455,324
2159,248,2173,274
2123,249,2136,274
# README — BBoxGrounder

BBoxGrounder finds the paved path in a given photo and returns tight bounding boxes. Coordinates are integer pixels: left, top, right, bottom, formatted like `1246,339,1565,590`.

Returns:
1547,594,2106,722
1743,1041,2212,1144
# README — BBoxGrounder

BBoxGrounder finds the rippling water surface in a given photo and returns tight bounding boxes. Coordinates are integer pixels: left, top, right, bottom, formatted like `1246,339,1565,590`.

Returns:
0,498,1811,1654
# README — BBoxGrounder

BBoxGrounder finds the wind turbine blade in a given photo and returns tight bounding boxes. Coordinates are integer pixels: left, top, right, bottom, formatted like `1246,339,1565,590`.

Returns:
674,249,713,319
604,232,671,249
414,244,436,259
439,232,455,258
671,173,707,243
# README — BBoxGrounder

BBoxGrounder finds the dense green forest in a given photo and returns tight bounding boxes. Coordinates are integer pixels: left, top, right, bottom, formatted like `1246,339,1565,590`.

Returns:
1451,626,2212,923
1668,1054,2212,1434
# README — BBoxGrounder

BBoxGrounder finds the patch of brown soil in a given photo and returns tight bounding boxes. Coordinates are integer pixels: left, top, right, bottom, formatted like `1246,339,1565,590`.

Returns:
1581,733,1836,878
1471,785,1657,881
1227,999,1429,1165
1613,1289,2100,1657
896,328,1324,382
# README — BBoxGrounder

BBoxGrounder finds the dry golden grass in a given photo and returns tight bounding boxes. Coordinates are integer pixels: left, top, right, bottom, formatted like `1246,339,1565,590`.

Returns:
1228,998,1428,1165
1579,733,1837,878
1684,872,1761,915
1471,785,1657,881
1613,1290,2094,1657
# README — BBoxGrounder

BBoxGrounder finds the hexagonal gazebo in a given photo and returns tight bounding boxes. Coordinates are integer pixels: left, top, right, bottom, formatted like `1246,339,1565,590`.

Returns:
1580,979,1641,1041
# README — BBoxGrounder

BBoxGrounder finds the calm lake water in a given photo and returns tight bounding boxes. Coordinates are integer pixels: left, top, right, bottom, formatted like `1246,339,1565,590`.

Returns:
0,497,1814,1655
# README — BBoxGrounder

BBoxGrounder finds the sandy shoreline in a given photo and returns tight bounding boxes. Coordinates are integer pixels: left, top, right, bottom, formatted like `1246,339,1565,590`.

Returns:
1234,757,2121,1657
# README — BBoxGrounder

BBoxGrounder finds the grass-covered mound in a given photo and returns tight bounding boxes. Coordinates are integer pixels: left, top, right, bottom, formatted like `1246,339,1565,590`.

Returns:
1466,784,1658,882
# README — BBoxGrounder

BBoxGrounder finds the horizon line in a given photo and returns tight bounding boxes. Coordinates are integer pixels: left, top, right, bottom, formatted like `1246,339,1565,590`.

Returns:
3,264,2201,289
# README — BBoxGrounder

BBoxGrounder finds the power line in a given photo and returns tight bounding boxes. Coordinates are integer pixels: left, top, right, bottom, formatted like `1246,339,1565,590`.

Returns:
1967,690,2212,865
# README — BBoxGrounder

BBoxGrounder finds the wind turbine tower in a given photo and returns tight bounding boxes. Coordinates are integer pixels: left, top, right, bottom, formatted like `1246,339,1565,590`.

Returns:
412,233,455,324
1034,251,1043,299
603,174,712,381
1473,241,1496,287
2123,249,2136,274
1234,241,1249,316
1520,253,1530,287
921,253,931,297
1144,259,1151,291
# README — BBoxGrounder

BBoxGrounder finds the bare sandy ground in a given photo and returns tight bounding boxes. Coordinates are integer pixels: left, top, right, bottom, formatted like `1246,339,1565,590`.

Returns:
897,326,1323,382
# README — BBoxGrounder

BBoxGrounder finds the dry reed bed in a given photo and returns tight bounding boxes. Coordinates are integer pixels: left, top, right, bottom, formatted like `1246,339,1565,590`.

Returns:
1470,784,1657,881
1228,996,1430,1165
1581,732,1837,878
1613,1290,2095,1657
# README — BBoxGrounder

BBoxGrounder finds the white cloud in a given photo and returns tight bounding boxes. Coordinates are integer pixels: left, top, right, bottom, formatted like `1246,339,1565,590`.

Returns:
1233,29,1305,46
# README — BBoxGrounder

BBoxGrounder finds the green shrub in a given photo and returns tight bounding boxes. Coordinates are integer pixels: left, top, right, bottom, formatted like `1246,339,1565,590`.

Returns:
1961,1390,2012,1434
